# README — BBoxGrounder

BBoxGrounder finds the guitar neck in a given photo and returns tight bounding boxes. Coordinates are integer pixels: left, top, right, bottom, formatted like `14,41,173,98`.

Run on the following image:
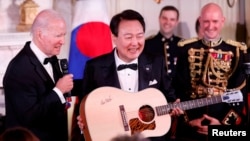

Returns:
156,95,222,115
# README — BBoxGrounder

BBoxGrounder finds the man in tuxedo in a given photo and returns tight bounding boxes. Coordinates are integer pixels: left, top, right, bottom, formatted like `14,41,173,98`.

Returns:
76,9,183,141
3,9,73,141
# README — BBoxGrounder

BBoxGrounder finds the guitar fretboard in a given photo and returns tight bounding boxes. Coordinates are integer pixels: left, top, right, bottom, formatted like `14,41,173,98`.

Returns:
156,95,223,116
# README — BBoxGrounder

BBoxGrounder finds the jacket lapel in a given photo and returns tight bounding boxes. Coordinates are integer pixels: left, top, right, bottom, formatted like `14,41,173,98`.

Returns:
24,42,54,85
100,50,154,90
138,53,153,91
101,50,121,88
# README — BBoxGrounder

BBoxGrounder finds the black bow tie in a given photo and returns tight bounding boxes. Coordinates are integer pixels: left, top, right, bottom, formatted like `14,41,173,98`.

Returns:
43,56,58,65
117,63,138,71
43,55,61,82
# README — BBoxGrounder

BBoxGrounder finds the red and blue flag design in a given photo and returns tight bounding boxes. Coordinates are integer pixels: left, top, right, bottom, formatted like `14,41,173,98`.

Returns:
68,0,113,80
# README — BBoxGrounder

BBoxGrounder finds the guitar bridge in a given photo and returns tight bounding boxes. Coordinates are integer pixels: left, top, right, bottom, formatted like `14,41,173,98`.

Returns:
119,105,129,131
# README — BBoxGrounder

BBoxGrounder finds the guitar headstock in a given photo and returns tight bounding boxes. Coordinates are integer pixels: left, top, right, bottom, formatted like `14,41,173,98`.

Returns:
221,90,243,105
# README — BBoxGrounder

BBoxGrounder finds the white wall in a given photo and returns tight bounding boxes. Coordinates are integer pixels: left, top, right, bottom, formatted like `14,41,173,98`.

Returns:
0,0,53,32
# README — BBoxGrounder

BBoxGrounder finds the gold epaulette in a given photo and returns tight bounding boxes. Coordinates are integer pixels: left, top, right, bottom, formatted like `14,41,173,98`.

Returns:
226,39,247,53
146,34,156,40
178,37,199,47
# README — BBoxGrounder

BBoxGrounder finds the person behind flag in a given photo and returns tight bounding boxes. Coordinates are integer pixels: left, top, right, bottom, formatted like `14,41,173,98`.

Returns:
3,9,73,141
76,9,184,141
195,18,204,39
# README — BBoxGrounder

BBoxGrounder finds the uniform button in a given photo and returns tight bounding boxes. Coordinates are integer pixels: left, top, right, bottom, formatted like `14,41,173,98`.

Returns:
174,57,177,65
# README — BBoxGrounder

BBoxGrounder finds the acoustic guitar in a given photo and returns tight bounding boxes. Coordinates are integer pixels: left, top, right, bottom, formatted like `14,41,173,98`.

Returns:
80,86,243,141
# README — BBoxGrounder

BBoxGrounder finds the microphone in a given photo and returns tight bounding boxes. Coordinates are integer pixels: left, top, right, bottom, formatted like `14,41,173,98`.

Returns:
60,59,71,109
60,58,69,75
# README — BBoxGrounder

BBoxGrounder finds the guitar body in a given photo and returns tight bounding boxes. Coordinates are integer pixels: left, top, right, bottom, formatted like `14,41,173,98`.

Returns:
80,87,171,141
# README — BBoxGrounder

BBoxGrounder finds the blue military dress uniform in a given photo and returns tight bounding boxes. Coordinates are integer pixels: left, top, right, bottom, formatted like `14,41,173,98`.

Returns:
144,32,182,79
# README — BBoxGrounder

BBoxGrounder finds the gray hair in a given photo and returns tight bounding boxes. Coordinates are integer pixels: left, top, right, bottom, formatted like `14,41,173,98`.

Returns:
30,9,65,35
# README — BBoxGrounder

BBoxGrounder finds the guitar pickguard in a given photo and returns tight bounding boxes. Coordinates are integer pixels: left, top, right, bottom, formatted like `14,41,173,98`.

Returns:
129,118,156,135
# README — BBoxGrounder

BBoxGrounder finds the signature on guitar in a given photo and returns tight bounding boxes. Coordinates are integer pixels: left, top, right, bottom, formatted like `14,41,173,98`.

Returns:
100,95,112,105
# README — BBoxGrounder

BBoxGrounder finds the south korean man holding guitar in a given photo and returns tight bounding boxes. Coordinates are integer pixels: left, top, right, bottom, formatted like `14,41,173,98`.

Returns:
75,9,183,141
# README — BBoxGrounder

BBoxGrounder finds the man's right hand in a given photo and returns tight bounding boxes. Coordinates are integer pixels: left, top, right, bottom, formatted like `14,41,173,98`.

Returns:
188,114,221,135
56,74,74,94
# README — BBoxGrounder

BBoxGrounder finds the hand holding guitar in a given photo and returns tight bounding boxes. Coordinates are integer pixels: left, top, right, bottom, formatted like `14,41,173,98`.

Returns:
169,98,184,117
77,115,84,132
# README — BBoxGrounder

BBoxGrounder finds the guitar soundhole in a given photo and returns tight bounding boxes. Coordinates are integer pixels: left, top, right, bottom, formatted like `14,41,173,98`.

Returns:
138,105,155,122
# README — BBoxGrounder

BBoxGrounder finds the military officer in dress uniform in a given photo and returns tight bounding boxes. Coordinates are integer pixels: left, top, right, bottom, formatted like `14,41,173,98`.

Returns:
143,5,182,140
173,3,248,141
144,5,182,79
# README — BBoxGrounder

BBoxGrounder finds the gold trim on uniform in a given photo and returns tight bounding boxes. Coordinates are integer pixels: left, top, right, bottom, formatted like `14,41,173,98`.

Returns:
222,109,241,125
226,39,248,53
188,47,234,98
178,37,199,47
181,38,247,99
202,38,223,47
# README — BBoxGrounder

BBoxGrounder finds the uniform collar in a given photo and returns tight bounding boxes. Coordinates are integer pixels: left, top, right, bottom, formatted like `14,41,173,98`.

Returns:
161,34,174,42
202,37,223,47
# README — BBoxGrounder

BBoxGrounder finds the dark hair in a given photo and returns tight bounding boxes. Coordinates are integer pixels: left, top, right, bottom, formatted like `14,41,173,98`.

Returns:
110,9,145,37
195,18,200,34
110,133,150,141
0,127,40,141
159,5,179,20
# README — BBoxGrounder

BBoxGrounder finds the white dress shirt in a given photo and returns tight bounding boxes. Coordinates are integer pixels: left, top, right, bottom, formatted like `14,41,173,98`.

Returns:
114,49,139,93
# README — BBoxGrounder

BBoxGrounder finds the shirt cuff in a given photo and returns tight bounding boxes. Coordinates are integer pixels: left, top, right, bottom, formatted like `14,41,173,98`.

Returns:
53,87,66,104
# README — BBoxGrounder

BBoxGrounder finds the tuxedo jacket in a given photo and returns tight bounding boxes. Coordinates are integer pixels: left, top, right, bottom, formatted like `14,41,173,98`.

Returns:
79,49,177,141
3,41,68,141
81,49,176,101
